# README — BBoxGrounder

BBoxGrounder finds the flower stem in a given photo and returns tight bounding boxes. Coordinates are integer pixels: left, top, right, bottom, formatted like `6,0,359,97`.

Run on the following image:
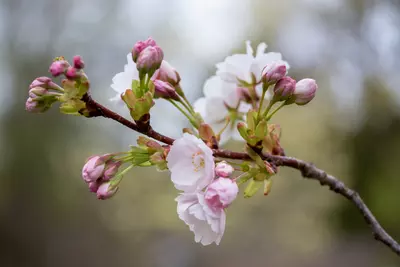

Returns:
266,102,286,121
168,99,199,128
261,100,275,119
257,88,268,121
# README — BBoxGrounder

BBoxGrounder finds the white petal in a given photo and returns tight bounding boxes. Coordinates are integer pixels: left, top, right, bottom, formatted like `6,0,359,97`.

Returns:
245,40,253,56
256,42,268,57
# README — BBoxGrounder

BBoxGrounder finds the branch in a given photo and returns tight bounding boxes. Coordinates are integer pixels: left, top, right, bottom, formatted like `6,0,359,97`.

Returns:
82,95,400,256
82,94,174,145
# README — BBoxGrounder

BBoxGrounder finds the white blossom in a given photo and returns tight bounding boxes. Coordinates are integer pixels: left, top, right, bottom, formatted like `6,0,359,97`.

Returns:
166,133,215,192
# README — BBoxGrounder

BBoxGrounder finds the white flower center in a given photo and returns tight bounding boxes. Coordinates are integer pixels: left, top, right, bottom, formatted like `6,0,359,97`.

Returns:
191,151,205,172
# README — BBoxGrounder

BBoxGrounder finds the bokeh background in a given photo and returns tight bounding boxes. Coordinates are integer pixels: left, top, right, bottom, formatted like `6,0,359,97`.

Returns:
1,0,400,266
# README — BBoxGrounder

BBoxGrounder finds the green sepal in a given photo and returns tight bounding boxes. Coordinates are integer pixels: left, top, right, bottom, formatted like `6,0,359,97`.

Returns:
244,179,264,198
59,99,86,115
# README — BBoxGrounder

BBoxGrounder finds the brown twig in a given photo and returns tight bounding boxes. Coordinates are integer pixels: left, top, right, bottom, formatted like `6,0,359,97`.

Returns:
82,95,400,256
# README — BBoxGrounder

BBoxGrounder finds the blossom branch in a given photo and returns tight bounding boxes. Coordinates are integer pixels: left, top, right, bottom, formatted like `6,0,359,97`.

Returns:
216,149,400,256
81,94,400,256
82,93,174,145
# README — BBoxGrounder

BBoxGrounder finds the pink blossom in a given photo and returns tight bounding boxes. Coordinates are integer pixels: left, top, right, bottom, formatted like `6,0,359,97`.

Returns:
176,192,226,245
49,60,67,77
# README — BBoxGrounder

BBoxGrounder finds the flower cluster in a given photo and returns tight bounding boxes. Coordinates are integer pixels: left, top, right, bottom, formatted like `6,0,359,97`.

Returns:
25,37,318,247
167,133,238,245
194,41,317,144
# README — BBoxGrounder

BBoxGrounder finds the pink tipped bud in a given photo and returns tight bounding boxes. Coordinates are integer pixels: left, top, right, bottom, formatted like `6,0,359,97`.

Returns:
96,182,118,200
25,97,44,113
73,55,85,69
88,181,100,193
132,37,157,62
153,60,180,86
136,46,164,75
273,77,296,101
153,80,180,101
103,161,122,181
82,156,106,183
293,78,317,105
49,60,68,77
215,161,234,178
205,178,239,209
65,66,78,80
29,77,52,89
29,87,48,98
262,62,287,84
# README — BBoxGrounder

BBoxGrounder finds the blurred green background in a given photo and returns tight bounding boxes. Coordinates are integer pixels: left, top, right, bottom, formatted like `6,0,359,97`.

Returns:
1,0,400,266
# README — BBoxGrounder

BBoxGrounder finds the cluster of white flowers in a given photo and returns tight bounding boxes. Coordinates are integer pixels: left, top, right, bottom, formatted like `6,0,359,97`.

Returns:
167,133,238,245
108,39,317,245
194,41,289,144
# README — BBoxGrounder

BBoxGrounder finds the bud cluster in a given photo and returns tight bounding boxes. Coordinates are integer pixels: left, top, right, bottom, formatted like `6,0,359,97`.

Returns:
261,62,317,106
82,154,122,199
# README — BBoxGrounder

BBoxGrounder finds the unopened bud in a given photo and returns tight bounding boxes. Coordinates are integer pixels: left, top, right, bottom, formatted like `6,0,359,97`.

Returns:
273,77,296,102
215,161,234,178
97,182,118,200
73,55,85,69
88,181,100,193
136,46,164,75
153,80,180,101
65,66,79,80
262,62,287,85
81,155,112,183
292,78,317,105
153,60,180,86
49,60,68,77
237,122,249,141
29,87,48,98
103,161,122,181
29,77,52,89
205,178,238,208
25,98,44,113
132,37,157,62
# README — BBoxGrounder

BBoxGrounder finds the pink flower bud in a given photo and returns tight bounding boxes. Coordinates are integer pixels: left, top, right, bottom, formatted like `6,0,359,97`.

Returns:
25,97,43,113
96,182,118,200
81,156,106,183
29,87,48,98
49,60,68,77
273,77,296,101
153,80,180,101
136,46,164,75
132,37,157,62
88,181,100,193
293,78,317,105
262,62,287,84
153,61,180,86
103,161,122,181
215,161,234,178
205,178,239,209
73,55,85,69
65,66,78,80
29,77,52,89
